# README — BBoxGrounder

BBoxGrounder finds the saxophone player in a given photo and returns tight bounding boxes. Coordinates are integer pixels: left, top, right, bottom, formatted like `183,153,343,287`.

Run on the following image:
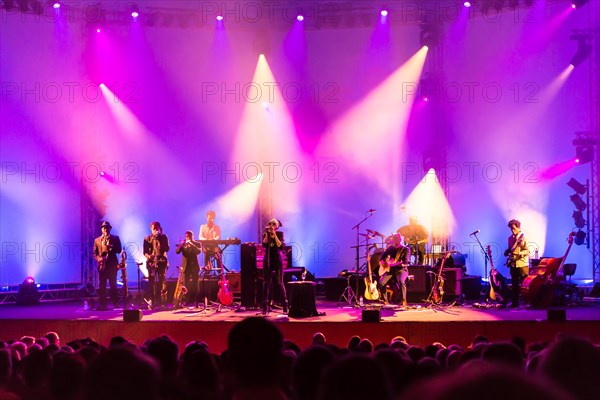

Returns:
143,221,170,309
175,230,201,307
92,221,122,310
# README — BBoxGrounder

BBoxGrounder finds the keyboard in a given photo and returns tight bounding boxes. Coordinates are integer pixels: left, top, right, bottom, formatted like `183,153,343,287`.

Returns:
198,238,241,246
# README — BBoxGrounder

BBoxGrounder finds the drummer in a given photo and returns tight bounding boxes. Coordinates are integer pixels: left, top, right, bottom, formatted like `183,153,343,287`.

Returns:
397,216,428,265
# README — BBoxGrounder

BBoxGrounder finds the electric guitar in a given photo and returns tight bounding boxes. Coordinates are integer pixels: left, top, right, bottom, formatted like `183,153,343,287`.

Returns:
216,252,233,306
487,245,505,302
364,248,380,301
429,251,450,304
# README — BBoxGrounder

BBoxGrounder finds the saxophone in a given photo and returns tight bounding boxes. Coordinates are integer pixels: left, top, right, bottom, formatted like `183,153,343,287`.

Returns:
173,263,188,309
117,250,128,304
98,235,110,271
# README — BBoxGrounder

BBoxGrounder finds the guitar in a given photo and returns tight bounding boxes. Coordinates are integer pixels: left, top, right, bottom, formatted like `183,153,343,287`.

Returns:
505,233,525,267
364,248,380,301
216,252,233,306
487,245,505,302
429,251,450,304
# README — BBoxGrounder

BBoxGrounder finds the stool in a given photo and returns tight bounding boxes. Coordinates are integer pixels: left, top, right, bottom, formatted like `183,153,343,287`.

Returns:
286,281,318,318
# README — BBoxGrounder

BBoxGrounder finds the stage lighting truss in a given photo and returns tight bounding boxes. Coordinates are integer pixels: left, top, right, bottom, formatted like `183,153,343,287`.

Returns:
574,229,587,246
567,177,587,195
570,194,587,212
573,132,597,165
573,211,586,229
419,22,441,48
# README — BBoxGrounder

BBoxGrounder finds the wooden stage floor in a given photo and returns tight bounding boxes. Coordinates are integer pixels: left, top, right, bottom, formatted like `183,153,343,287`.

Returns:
1,298,599,353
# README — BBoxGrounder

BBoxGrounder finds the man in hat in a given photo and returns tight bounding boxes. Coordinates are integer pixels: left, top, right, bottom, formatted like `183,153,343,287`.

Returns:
262,218,288,315
143,221,170,308
93,221,122,310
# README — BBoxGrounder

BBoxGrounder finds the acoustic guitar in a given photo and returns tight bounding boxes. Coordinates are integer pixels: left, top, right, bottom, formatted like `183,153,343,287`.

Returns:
487,245,506,302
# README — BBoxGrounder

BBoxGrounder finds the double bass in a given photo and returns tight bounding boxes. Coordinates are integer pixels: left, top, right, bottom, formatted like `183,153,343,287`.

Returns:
521,232,574,308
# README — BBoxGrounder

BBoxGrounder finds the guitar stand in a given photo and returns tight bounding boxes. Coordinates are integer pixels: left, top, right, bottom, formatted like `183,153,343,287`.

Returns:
338,274,358,305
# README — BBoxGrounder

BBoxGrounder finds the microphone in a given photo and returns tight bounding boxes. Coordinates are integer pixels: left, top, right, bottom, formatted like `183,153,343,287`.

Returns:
469,229,480,236
368,209,376,213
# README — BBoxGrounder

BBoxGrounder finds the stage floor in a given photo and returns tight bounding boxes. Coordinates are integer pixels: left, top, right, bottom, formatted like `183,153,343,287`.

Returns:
1,298,599,353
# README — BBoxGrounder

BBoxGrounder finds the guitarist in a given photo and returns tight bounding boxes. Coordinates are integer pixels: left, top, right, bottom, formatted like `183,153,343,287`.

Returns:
175,230,201,307
378,233,411,307
503,219,530,308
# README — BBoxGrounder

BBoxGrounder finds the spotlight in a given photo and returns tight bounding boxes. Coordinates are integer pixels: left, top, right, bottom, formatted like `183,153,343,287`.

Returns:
131,11,139,18
574,229,586,246
17,276,40,305
380,10,388,16
464,1,471,7
216,15,223,21
567,177,587,195
297,14,304,21
53,2,60,9
419,22,441,48
571,0,590,9
570,194,587,211
572,211,586,229
575,145,594,164
569,33,592,67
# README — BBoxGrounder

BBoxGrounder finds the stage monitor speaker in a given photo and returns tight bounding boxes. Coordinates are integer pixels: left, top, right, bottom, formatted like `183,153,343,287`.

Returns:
460,276,482,300
241,244,258,307
362,309,381,322
547,308,566,322
443,268,462,295
408,266,428,293
226,272,241,294
123,309,142,322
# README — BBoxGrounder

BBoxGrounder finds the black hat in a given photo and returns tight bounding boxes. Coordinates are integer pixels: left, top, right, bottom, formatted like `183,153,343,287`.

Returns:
100,221,112,229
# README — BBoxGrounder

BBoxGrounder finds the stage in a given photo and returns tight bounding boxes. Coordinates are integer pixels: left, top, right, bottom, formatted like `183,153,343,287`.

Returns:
1,297,599,353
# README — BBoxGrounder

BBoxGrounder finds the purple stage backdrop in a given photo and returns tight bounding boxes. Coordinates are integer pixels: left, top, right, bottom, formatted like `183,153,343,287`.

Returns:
1,0,598,286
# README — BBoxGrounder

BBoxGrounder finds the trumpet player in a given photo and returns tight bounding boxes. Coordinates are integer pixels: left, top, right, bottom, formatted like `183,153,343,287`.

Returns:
143,221,170,309
175,230,201,307
92,221,122,310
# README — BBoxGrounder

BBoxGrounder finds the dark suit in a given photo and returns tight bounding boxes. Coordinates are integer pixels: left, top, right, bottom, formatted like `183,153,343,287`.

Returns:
143,233,170,306
93,234,122,308
262,230,287,313
175,241,201,305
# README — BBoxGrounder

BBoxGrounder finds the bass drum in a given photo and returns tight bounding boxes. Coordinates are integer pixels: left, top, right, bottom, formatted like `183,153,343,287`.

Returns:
370,249,384,276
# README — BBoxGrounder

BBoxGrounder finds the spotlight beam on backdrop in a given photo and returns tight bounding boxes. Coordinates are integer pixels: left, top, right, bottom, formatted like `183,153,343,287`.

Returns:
316,47,429,205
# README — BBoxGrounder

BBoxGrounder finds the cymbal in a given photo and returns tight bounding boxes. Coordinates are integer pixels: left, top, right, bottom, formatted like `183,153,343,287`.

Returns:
366,229,386,238
359,233,374,238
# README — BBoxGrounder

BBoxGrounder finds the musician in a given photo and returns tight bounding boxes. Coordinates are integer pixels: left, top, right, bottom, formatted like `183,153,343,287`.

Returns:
397,216,428,265
199,210,221,269
262,218,288,315
378,233,411,307
92,221,122,310
175,230,201,307
143,221,170,308
504,219,529,308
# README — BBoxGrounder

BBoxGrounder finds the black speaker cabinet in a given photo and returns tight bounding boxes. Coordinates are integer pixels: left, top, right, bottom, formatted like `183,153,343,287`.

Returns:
547,308,566,322
123,309,143,322
362,309,381,322
241,244,258,307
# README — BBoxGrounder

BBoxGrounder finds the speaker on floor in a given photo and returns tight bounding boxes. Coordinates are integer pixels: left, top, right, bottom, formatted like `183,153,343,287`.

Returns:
123,309,143,322
362,309,381,322
547,308,566,322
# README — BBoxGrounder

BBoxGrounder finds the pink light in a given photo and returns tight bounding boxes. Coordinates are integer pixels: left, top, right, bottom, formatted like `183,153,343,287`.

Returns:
96,28,101,33
571,3,577,9
297,15,304,21
216,15,223,21
53,2,60,9
380,10,388,17
25,276,35,284
575,158,580,163
464,1,471,7
422,96,429,103
131,11,139,18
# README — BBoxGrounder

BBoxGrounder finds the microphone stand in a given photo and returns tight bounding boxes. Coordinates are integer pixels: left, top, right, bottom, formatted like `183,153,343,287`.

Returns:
471,232,490,296
351,210,375,305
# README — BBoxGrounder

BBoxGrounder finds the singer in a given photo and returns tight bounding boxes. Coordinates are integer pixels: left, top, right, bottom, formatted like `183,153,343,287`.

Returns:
92,221,122,310
262,218,288,315
143,221,170,309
